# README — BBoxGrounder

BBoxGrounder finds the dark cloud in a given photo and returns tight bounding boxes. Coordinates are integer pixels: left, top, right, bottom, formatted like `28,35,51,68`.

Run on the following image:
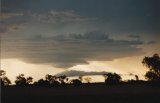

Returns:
128,35,141,39
1,32,144,68
147,41,157,45
2,0,160,35
55,70,109,77
0,12,27,35
30,10,95,24
1,13,24,20
1,0,159,69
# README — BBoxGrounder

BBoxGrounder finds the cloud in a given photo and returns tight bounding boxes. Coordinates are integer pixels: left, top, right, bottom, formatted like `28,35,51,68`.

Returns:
0,24,24,35
2,0,160,35
55,70,109,77
128,35,141,39
146,41,156,45
1,31,144,68
30,10,95,24
0,12,26,35
1,13,24,20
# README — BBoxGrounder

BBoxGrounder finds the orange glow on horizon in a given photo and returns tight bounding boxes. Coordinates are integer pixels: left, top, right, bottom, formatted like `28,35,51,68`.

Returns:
1,56,147,84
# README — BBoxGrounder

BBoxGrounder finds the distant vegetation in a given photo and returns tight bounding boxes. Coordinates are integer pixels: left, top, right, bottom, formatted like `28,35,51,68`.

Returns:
1,54,160,87
103,73,122,85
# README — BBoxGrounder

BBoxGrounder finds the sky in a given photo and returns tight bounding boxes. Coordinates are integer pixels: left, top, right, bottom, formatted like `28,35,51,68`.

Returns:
1,0,160,83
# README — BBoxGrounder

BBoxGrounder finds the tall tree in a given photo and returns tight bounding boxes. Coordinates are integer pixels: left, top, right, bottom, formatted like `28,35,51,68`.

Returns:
0,70,11,86
142,54,160,81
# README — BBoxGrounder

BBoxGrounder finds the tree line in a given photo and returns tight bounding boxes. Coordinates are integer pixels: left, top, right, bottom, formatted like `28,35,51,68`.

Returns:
1,54,160,87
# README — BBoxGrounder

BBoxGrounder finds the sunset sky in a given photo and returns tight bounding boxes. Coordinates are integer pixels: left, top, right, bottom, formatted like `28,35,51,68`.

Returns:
1,0,160,83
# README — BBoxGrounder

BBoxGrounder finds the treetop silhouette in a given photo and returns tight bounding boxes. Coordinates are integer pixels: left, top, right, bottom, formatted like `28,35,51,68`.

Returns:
142,54,160,81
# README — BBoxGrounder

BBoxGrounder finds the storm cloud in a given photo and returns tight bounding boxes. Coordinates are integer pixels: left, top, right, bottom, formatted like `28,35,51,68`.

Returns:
1,31,144,68
2,0,160,35
1,0,159,69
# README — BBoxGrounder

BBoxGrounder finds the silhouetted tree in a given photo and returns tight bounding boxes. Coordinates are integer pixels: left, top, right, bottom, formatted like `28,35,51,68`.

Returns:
103,73,122,85
58,75,67,85
71,79,82,86
0,70,6,76
142,54,160,81
45,74,60,86
26,77,33,84
79,76,83,81
45,74,55,82
15,74,27,86
36,79,50,87
15,74,33,86
145,71,159,81
0,70,11,86
34,75,69,87
135,75,139,81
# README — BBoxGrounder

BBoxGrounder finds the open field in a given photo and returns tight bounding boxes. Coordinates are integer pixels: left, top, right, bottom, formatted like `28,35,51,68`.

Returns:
1,83,160,103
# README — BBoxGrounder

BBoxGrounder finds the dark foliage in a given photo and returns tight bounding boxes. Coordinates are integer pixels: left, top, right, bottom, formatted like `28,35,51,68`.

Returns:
71,79,82,86
34,75,68,87
142,54,160,81
103,73,122,85
0,70,11,87
34,79,50,87
15,74,33,86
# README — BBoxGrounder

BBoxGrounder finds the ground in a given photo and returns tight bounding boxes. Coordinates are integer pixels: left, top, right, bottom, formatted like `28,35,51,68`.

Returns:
1,83,160,103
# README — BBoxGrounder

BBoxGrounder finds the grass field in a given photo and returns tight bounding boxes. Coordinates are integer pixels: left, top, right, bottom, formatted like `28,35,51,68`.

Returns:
1,83,160,103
